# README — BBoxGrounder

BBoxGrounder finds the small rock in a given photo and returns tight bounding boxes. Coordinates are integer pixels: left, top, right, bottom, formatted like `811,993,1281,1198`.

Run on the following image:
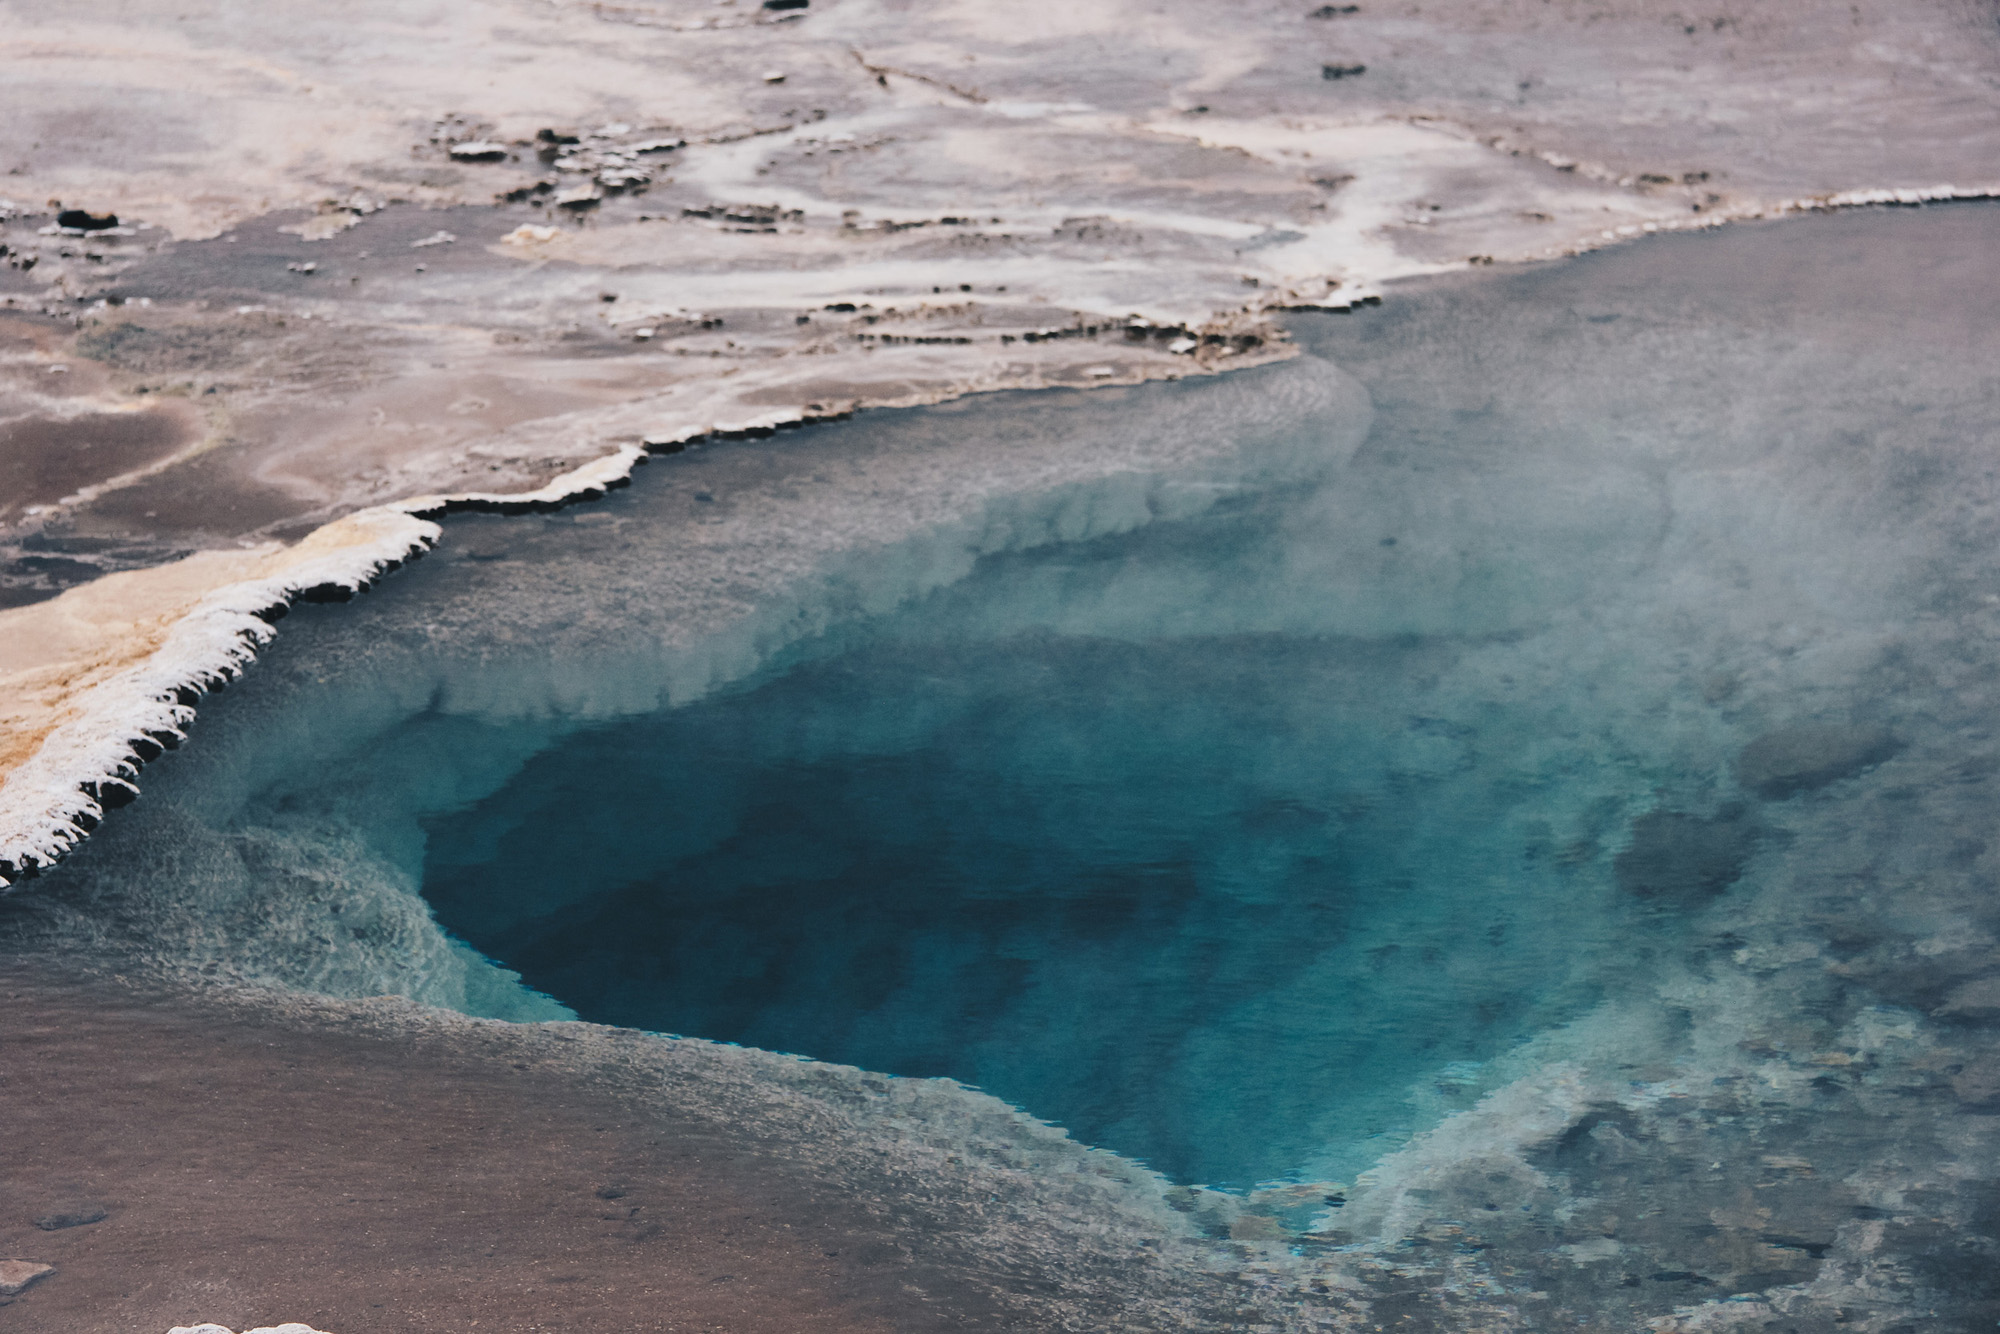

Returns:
1558,1237,1621,1263
1321,63,1367,79
447,140,510,161
0,1261,53,1296
762,0,809,9
1736,722,1901,799
1227,1212,1285,1241
762,70,788,83
55,208,119,231
1167,337,1198,354
502,224,563,245
410,230,457,249
34,1203,107,1230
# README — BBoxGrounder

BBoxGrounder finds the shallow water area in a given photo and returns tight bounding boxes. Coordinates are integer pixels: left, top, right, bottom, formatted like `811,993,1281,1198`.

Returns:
11,204,2000,1326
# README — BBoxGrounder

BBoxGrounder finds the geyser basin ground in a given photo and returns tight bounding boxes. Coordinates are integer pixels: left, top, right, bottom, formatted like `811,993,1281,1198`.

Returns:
9,204,2000,1330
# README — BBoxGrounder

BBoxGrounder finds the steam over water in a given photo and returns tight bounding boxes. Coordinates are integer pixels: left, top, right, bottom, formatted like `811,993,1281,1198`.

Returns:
11,207,2000,1307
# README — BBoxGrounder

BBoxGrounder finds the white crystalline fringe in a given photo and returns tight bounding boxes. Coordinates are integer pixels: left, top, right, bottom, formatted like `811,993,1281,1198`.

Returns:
0,405,854,891
0,359,1317,890
1801,182,2000,210
0,508,441,889
397,442,648,516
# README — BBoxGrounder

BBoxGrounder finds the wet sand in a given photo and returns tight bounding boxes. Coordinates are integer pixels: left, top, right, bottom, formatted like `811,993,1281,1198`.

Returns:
0,955,1012,1334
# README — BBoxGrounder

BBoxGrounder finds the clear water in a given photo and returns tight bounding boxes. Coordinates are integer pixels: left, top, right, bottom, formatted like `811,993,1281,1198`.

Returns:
15,206,2000,1228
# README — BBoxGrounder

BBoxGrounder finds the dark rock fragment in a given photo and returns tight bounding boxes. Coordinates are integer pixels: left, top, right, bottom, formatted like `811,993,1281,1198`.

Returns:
82,778,139,809
1736,722,1901,799
1322,63,1367,79
55,209,118,231
763,0,808,8
33,1204,107,1231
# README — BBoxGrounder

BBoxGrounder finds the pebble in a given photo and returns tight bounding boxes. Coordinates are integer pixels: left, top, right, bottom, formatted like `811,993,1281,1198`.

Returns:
0,1260,54,1296
34,1202,108,1230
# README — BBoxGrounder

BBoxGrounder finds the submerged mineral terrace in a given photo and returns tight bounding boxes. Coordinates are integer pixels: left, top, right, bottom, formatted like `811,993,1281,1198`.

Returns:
2,1,2000,1331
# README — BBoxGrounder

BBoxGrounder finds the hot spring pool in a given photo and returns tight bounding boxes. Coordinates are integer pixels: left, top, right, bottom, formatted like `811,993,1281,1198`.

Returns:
11,206,2000,1314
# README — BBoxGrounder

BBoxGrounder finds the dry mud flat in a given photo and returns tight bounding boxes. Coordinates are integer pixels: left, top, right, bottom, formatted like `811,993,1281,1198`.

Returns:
0,957,1015,1334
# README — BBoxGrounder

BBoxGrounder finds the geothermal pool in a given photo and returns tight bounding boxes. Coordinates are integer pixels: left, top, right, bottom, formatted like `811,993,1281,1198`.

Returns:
10,205,2000,1316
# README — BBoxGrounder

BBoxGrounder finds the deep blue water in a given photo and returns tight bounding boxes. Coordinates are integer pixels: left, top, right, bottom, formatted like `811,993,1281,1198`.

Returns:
420,512,1646,1187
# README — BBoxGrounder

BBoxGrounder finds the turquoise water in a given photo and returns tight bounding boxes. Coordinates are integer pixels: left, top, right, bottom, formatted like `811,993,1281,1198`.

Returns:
419,507,1656,1187
16,206,2000,1227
